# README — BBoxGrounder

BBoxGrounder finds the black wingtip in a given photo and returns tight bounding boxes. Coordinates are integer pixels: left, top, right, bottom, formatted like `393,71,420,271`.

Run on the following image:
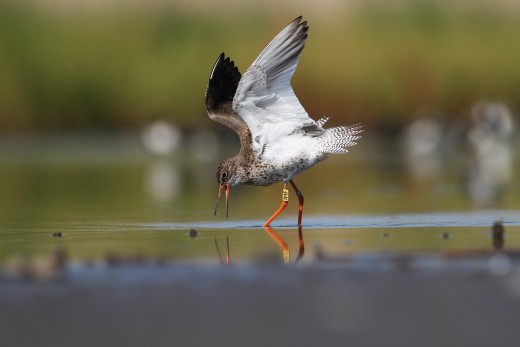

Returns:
206,52,242,112
209,52,227,80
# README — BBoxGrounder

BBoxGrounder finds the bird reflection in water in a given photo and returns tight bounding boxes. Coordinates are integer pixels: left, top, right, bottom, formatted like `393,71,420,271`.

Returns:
215,235,231,265
467,100,515,207
215,227,305,265
263,226,305,264
404,106,444,183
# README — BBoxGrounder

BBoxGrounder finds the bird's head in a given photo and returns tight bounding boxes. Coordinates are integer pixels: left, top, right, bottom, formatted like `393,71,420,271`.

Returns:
214,158,246,217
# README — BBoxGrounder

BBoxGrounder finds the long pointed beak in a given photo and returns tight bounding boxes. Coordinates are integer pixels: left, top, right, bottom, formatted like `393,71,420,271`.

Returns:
214,184,230,218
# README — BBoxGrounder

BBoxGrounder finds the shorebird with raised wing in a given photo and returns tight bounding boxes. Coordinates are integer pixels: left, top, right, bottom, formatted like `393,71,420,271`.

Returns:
206,16,362,227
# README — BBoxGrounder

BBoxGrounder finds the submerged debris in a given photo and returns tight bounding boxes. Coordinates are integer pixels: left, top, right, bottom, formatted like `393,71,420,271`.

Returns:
4,247,67,281
189,229,198,238
492,220,505,251
344,239,356,246
105,252,147,266
313,244,327,261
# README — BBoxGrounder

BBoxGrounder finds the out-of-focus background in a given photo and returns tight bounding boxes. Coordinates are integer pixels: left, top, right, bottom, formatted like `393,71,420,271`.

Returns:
0,0,519,261
3,3,520,346
1,0,519,132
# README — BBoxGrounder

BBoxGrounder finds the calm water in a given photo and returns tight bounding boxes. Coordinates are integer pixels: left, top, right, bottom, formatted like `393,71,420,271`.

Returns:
1,133,519,265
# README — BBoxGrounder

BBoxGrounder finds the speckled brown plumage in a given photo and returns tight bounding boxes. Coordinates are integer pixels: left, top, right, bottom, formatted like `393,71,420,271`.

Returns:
205,16,362,226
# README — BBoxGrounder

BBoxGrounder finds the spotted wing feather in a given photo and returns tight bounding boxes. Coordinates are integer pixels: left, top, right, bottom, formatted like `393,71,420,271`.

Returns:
319,123,364,154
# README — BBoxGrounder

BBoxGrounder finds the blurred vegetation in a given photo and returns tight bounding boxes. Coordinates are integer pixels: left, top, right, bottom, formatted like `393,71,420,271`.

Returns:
0,0,519,132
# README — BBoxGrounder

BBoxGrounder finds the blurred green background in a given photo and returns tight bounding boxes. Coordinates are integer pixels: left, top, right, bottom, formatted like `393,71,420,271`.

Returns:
1,0,519,264
1,0,519,133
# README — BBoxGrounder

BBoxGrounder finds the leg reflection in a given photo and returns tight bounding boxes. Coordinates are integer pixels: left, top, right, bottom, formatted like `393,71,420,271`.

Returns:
215,235,231,266
263,226,305,264
296,225,305,263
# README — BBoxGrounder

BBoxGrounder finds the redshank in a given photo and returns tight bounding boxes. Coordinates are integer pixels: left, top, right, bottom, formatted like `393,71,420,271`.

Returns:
206,16,363,227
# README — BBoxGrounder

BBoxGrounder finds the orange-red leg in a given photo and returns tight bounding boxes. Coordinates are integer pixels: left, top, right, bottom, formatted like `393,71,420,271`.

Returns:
263,183,289,227
289,180,304,226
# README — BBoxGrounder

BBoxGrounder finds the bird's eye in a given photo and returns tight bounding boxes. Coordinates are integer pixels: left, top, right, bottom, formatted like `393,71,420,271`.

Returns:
221,172,227,179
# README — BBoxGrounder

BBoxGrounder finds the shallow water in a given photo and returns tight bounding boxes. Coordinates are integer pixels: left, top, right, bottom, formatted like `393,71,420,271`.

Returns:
1,133,519,266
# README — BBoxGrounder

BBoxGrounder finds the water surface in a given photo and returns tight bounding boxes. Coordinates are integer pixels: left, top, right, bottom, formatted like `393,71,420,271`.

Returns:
1,134,519,266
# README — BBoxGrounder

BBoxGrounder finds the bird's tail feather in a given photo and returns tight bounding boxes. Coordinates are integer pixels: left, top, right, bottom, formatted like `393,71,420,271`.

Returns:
320,123,363,154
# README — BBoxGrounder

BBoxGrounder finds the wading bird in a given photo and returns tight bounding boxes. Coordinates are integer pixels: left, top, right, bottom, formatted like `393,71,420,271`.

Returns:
206,16,362,227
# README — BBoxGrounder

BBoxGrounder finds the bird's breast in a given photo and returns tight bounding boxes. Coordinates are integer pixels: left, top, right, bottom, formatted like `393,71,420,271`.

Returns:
243,154,325,186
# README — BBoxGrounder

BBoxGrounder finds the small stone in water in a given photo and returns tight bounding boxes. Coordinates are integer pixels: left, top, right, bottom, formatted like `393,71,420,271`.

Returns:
189,229,198,238
442,232,450,240
52,232,63,238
